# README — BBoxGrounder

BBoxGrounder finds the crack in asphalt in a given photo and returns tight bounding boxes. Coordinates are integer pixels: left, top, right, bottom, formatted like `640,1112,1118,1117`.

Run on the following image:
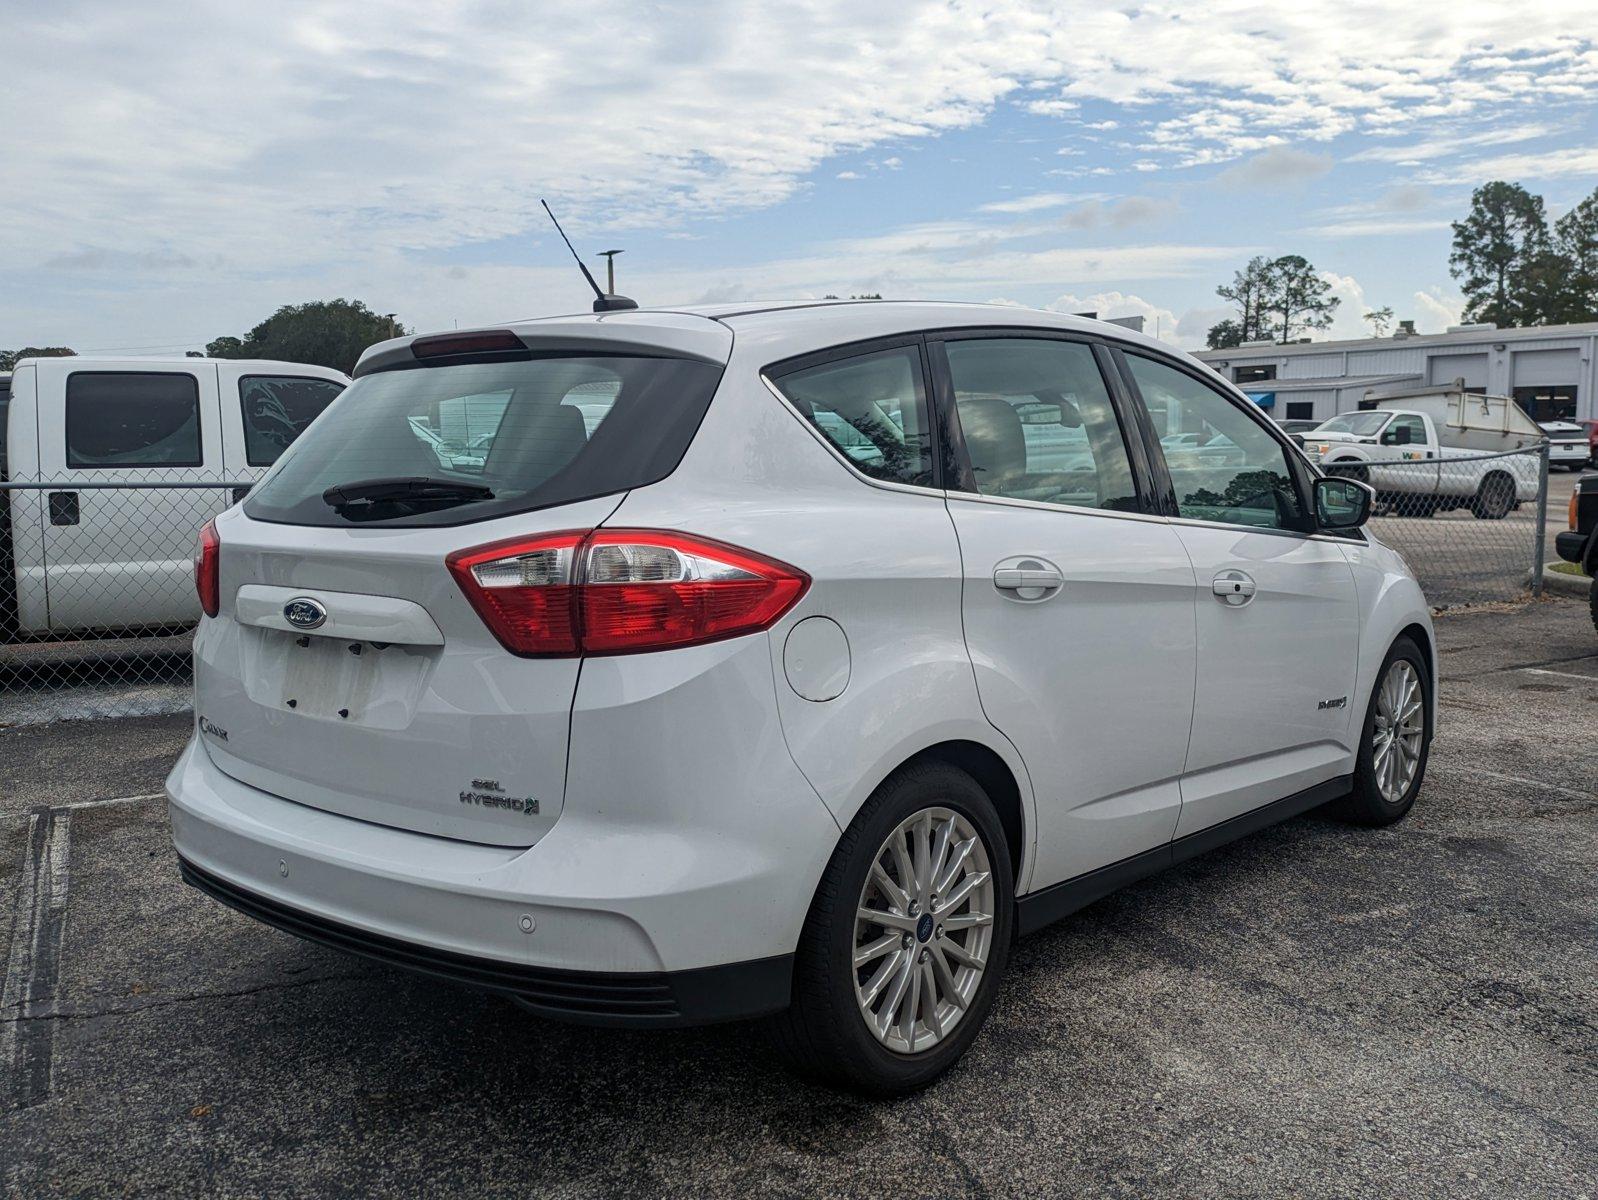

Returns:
0,971,362,1026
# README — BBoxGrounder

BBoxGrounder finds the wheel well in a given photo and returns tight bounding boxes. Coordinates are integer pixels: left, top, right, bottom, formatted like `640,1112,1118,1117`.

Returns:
1397,622,1434,685
900,740,1025,885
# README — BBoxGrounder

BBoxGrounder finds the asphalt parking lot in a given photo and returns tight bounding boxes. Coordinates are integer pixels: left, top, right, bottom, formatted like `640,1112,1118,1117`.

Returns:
3,599,1596,1198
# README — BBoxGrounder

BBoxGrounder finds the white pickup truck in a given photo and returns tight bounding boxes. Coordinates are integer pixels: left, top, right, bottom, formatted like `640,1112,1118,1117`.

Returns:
3,356,346,640
1298,387,1545,519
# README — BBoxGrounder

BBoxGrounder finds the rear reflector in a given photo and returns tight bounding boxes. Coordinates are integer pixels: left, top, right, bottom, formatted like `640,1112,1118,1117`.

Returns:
411,330,526,360
446,529,808,657
195,518,221,618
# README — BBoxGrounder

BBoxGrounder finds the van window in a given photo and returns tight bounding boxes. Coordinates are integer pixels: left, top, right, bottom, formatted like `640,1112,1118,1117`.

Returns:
245,355,722,527
65,373,202,468
942,337,1139,512
240,375,346,466
769,345,934,487
1126,354,1308,532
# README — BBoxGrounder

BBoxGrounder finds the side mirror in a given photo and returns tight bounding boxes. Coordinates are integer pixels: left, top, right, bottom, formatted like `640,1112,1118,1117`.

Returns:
1392,424,1412,445
1315,476,1372,530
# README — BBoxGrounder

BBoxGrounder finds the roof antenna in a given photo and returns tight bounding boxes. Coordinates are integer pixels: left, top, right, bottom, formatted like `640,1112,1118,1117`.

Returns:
540,200,638,313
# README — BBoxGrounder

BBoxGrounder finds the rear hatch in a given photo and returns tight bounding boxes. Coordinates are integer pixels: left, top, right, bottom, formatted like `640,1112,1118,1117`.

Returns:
194,327,727,846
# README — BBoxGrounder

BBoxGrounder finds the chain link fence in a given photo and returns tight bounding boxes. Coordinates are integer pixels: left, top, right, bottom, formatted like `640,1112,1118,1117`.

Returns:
0,451,1559,725
1,476,248,727
1323,444,1551,608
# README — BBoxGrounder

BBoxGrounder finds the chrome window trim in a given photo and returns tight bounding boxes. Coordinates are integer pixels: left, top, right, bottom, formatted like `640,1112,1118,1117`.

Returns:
943,487,1171,526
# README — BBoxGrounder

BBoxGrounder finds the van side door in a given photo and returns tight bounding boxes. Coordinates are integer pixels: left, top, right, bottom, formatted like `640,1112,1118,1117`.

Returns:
931,332,1198,891
32,360,225,633
1117,349,1361,834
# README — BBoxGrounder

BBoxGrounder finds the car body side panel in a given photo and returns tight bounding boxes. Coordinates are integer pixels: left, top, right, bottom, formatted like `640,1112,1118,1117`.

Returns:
1335,534,1439,733
603,367,1041,890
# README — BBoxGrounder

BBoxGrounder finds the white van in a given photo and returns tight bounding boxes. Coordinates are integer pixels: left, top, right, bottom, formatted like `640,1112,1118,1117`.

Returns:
2,357,347,639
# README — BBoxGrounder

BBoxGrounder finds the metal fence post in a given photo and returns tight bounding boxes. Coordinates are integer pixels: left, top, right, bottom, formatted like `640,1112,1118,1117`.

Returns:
1531,441,1550,599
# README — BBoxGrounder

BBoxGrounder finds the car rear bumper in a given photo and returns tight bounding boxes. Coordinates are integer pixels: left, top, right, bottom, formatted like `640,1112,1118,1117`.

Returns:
167,692,837,1024
177,854,791,1026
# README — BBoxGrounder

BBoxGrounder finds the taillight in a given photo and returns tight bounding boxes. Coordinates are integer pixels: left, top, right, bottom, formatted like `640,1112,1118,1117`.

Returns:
446,529,809,657
195,518,221,618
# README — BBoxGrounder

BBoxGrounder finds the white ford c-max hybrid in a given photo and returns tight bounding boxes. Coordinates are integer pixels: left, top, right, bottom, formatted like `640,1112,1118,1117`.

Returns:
168,301,1434,1094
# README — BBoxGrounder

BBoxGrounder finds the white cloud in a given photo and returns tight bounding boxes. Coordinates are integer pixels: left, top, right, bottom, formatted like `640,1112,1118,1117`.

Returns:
980,192,1079,214
1349,122,1562,163
1412,289,1465,332
1307,218,1452,238
1418,145,1598,185
1048,290,1180,342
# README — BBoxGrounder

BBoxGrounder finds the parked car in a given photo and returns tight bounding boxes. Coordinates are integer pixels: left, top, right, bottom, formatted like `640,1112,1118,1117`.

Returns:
1300,396,1542,519
1555,472,1598,633
167,303,1435,1095
2,356,346,639
1541,420,1592,471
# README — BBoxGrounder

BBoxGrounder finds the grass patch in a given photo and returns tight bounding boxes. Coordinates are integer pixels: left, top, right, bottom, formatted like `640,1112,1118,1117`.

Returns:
1549,560,1591,579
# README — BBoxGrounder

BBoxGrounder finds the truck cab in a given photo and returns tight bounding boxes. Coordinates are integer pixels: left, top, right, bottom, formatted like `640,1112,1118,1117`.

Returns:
4,356,347,639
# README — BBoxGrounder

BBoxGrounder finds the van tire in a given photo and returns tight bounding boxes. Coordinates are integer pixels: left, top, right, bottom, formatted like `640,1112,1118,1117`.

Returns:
1334,636,1431,827
773,762,1014,1097
1471,472,1514,520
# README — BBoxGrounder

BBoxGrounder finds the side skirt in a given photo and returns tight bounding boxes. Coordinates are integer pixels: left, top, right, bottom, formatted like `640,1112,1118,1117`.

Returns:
1014,775,1352,937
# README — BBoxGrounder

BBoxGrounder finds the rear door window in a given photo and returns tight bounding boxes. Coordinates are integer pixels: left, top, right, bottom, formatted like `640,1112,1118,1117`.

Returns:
941,337,1139,512
245,355,722,526
65,372,202,468
768,344,934,487
240,375,346,466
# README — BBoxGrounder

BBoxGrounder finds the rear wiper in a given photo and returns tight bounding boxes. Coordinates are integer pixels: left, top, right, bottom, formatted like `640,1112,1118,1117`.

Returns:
321,477,495,507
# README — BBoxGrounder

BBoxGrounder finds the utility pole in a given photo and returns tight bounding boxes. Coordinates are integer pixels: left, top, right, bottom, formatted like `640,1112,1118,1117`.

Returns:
598,250,623,295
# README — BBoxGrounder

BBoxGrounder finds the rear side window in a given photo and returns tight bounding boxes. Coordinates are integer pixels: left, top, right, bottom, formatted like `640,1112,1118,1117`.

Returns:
240,375,346,466
943,337,1139,513
770,345,934,487
244,355,722,526
65,373,202,468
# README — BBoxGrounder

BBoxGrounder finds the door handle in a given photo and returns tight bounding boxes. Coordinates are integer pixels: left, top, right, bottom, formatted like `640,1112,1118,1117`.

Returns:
993,558,1064,600
1212,570,1256,606
48,492,79,526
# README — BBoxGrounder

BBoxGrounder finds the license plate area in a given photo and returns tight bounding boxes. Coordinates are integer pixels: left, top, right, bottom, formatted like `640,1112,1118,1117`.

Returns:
239,627,435,730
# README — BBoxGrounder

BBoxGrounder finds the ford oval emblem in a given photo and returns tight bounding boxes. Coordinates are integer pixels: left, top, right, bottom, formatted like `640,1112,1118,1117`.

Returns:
282,597,327,630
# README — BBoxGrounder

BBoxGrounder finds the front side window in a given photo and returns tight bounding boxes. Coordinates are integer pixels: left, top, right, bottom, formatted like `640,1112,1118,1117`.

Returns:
1382,414,1426,447
245,355,721,527
770,345,933,487
65,373,202,468
943,337,1138,512
1127,354,1307,531
240,375,346,466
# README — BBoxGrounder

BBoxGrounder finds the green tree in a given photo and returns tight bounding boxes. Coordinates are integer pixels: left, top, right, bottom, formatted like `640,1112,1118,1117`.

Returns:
0,346,75,372
206,299,405,373
1553,187,1598,323
1214,256,1274,343
1362,306,1395,337
1205,318,1247,350
1449,181,1551,327
1264,254,1340,343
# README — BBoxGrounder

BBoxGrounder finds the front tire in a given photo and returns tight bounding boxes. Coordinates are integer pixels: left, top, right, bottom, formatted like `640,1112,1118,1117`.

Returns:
1471,472,1515,520
1335,637,1431,826
775,762,1014,1096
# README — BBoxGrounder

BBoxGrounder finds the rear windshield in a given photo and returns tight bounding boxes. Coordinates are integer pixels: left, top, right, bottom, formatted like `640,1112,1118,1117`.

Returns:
244,355,723,526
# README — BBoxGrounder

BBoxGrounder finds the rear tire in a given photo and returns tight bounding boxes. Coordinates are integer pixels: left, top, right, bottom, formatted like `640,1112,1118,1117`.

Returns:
1334,636,1431,827
774,762,1014,1096
1471,472,1514,520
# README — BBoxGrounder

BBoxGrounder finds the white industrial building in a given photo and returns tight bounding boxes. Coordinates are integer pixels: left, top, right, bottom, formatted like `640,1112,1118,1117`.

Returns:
1193,321,1598,425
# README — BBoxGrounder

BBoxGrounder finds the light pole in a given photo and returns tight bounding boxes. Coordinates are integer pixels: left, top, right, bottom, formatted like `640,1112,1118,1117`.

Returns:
598,250,623,296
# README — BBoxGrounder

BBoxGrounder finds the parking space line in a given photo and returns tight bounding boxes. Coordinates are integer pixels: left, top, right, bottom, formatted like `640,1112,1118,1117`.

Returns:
1518,667,1598,683
1,806,74,1108
1455,767,1597,803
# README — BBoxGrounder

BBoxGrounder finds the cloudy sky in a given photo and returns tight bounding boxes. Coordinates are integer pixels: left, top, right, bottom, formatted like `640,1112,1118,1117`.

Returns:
5,1,1598,355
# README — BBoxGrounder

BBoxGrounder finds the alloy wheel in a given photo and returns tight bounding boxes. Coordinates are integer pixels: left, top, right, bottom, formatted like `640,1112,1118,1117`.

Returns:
852,807,995,1055
1372,659,1424,804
